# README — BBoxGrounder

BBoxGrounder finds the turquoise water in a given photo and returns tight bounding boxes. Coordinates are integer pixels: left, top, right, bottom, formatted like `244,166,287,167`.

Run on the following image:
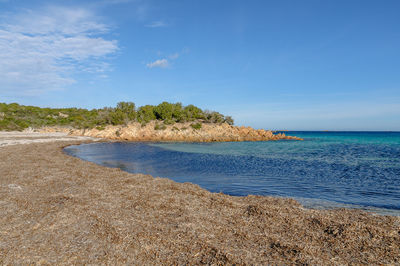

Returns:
64,131,400,215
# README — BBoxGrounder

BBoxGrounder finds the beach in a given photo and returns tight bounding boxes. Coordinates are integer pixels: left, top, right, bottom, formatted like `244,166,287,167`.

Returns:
1,132,399,264
0,131,96,147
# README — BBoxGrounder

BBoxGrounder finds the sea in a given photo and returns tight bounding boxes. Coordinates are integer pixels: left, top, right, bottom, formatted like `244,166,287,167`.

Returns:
64,131,400,216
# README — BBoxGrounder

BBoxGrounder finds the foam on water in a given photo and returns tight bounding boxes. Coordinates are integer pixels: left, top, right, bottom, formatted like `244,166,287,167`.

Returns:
64,131,400,216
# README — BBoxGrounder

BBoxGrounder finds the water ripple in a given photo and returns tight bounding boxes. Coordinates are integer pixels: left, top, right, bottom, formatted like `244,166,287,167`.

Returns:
64,131,400,214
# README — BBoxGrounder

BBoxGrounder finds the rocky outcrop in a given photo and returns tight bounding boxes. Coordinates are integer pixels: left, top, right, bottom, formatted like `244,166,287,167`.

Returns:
39,121,302,142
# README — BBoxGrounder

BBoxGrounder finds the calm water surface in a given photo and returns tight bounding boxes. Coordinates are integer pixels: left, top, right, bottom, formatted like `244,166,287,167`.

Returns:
64,131,400,215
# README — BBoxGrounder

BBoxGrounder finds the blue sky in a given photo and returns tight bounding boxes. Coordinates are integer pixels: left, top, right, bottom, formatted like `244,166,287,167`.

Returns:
1,0,399,130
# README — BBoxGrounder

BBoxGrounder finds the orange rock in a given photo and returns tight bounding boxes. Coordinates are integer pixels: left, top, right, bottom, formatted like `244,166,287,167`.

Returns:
37,122,303,142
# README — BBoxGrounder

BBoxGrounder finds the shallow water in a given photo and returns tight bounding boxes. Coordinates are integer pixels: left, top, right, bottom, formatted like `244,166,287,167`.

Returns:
64,131,400,215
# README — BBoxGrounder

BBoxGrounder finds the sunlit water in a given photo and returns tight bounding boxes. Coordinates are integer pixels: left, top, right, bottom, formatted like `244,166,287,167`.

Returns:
64,131,400,216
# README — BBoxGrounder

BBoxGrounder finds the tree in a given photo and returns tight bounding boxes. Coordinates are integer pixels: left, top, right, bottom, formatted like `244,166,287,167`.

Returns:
137,105,156,123
155,102,175,120
205,111,225,123
110,109,126,125
0,101,235,130
183,104,204,121
171,102,184,122
224,116,234,125
116,102,136,121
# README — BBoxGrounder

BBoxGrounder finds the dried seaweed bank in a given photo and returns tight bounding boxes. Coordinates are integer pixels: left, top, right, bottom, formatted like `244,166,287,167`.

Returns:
0,140,399,264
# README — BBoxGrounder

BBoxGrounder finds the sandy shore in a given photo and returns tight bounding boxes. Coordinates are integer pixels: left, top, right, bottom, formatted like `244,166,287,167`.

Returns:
0,131,97,147
0,133,399,264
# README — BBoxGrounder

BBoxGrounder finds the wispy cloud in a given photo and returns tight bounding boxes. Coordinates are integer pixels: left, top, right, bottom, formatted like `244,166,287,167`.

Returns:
146,49,187,70
168,52,179,60
0,6,118,95
145,21,167,28
146,59,169,68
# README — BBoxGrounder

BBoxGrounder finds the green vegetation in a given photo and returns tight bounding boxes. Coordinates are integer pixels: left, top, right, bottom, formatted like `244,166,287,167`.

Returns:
0,101,234,131
190,122,202,130
154,123,167,130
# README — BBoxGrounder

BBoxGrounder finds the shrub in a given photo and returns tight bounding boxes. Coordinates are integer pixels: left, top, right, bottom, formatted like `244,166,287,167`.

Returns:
154,102,174,120
184,105,205,121
163,119,174,125
190,122,202,130
15,119,30,129
137,105,156,123
205,111,225,124
116,102,136,121
171,102,184,122
110,109,126,125
224,116,234,125
0,101,234,130
154,124,166,130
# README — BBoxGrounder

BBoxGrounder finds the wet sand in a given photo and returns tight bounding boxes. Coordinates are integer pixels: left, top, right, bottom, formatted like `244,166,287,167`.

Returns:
0,133,399,264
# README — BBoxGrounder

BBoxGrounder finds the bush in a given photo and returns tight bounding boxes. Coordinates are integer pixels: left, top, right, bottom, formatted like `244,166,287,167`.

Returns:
171,102,184,122
111,110,125,125
15,119,30,130
184,105,205,121
116,102,136,121
190,122,202,130
154,124,166,130
154,102,174,120
163,119,174,125
0,101,234,130
137,105,156,123
224,116,234,125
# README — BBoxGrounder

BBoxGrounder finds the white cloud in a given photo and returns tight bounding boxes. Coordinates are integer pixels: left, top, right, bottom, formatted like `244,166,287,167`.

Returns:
0,6,118,95
146,50,186,70
146,58,169,68
145,21,167,28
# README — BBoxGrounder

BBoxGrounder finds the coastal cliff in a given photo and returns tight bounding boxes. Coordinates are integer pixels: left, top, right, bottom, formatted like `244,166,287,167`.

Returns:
39,121,302,142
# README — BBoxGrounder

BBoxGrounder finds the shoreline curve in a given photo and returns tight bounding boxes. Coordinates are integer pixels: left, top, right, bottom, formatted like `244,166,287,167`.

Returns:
0,134,399,264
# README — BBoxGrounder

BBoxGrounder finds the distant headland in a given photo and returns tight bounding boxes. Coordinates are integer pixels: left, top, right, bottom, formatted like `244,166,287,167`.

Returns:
0,102,302,142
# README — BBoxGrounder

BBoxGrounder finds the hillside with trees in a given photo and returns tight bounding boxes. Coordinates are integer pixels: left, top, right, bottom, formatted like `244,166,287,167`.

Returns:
0,102,234,131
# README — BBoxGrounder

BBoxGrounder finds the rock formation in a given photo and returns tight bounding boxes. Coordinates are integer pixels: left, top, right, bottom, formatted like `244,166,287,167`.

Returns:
39,121,302,142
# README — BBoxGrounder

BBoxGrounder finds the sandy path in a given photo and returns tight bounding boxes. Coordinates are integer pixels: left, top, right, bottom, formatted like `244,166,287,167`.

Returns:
0,134,399,264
